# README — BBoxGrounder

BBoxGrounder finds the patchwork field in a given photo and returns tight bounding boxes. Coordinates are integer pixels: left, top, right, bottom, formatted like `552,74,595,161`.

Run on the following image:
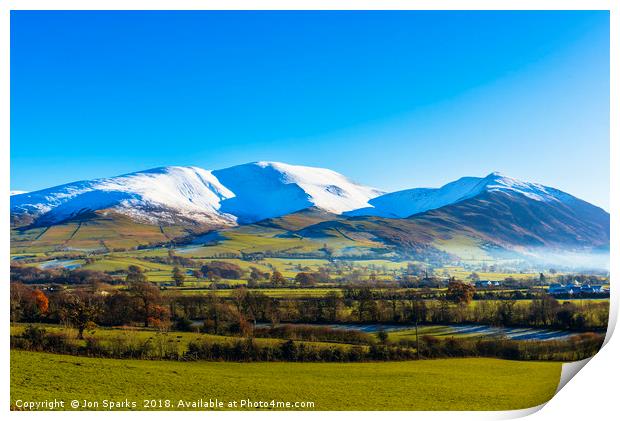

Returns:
10,213,191,254
10,350,561,411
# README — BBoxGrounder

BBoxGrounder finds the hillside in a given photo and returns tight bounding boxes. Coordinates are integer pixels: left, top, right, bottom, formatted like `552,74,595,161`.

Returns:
409,190,610,249
11,162,382,227
10,163,610,263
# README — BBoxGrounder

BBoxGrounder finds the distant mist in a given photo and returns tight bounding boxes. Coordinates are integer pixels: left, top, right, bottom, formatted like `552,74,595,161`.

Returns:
520,248,610,272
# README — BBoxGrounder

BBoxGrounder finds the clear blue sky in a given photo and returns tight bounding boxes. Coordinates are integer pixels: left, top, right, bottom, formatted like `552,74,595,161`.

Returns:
10,11,609,209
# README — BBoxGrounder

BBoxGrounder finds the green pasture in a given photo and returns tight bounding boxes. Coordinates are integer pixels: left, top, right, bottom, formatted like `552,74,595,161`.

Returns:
10,350,561,410
10,324,354,353
433,235,492,262
10,214,191,254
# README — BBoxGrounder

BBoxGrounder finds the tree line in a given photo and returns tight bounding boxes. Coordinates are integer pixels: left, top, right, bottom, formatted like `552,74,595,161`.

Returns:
11,324,603,363
11,280,608,340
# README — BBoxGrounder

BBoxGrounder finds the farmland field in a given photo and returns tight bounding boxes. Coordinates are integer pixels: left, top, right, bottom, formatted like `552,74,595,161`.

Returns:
9,323,355,353
10,214,191,253
10,350,561,411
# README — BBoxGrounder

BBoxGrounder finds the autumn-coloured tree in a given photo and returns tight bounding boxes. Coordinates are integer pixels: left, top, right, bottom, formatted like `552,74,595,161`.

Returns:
10,283,48,322
200,261,244,280
58,292,101,339
172,266,185,287
128,280,162,327
126,265,147,283
32,289,49,315
99,290,135,326
295,272,317,287
148,305,171,332
446,279,476,305
270,270,286,286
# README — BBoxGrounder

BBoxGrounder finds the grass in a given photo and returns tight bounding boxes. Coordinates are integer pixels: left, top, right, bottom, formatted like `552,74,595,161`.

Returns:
433,235,492,261
10,212,191,253
387,325,469,341
441,265,540,281
10,324,354,352
175,228,327,258
11,218,569,287
10,350,561,411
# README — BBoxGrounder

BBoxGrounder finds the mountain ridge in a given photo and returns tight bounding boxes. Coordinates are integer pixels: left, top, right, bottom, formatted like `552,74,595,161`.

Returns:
10,162,609,256
345,171,592,218
10,162,383,227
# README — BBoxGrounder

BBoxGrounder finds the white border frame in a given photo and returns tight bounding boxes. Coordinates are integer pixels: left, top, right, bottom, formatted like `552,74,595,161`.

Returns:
1,2,617,420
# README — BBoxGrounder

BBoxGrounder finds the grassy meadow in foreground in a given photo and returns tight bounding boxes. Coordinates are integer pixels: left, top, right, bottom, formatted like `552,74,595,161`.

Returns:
11,350,561,411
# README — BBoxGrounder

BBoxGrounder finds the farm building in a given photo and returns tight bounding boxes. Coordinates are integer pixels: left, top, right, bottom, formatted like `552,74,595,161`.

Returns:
475,280,501,288
548,283,607,296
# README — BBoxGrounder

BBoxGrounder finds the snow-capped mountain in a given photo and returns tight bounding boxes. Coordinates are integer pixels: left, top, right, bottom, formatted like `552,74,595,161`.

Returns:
212,161,383,223
346,172,581,218
10,162,382,226
11,166,237,226
296,172,609,251
10,165,609,253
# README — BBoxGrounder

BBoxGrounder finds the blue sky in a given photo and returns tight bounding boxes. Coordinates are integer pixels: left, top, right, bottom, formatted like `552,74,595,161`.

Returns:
11,11,609,209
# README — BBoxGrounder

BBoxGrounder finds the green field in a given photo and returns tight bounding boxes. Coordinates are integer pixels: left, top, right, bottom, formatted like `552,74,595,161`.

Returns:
10,213,191,253
11,350,561,411
10,324,354,353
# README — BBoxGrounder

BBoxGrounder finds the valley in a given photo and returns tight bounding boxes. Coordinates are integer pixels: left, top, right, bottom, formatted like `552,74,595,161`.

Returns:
9,161,610,411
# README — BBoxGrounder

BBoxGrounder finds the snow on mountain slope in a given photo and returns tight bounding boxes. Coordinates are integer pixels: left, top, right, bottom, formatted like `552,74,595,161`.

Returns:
212,162,384,223
346,172,579,218
11,162,383,226
12,164,594,229
11,166,237,226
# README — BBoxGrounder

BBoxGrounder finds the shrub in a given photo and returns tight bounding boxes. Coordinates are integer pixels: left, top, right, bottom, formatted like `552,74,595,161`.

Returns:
174,317,194,332
253,324,374,345
20,325,47,350
200,261,244,280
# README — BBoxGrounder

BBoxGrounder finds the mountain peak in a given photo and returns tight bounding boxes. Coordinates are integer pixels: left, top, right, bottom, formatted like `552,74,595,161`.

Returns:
11,165,238,226
212,161,382,223
11,162,602,231
485,171,505,178
11,161,383,227
346,172,581,219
